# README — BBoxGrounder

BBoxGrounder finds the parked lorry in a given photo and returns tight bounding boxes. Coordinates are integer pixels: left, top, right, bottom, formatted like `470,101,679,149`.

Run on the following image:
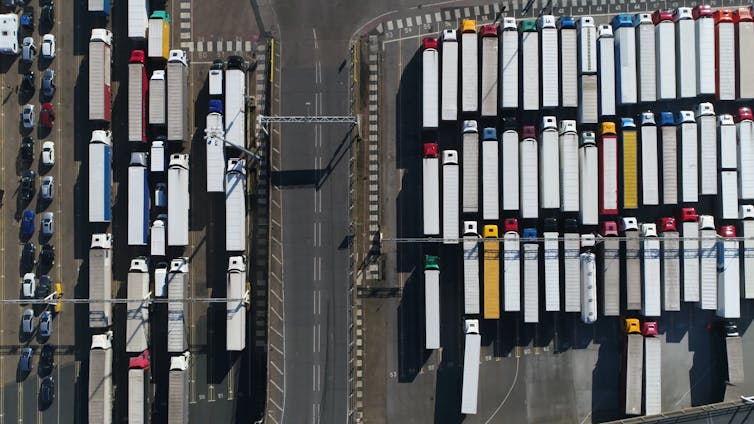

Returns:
424,255,440,350
167,50,189,142
422,37,439,128
481,127,498,220
579,131,598,225
539,15,559,108
641,224,661,317
634,14,656,102
680,208,700,302
227,256,247,351
89,233,112,329
128,0,148,39
128,50,147,143
462,222,480,315
501,124,519,210
460,19,477,113
623,318,643,416
564,219,581,312
480,24,497,116
659,217,681,311
540,116,559,209
168,154,190,246
440,30,458,120
717,226,740,319
483,225,500,319
149,70,166,125
128,351,151,424
126,258,150,353
697,102,717,195
719,114,738,219
206,100,226,193
699,215,717,310
722,321,745,384
168,258,189,352
577,17,597,123
622,217,641,310
442,150,459,244
597,25,616,116
0,14,17,55
559,17,577,108
88,0,111,15
462,121,478,214
460,320,480,415
209,65,223,97
168,352,190,424
613,15,637,105
543,219,560,312
89,130,112,223
225,61,246,150
598,122,618,215
715,10,736,100
580,235,597,323
695,5,716,95
675,7,697,98
737,107,754,199
226,158,247,252
560,120,579,212
643,322,662,416
735,8,754,99
600,222,620,316
148,11,170,59
678,111,699,202
654,10,676,100
660,112,678,204
522,228,539,323
741,205,754,298
639,112,659,206
503,218,521,312
151,216,166,257
520,19,539,111
498,18,518,110
128,153,150,246
621,118,638,209
89,332,113,424
89,29,113,122
520,125,539,218
579,73,598,125
422,143,440,236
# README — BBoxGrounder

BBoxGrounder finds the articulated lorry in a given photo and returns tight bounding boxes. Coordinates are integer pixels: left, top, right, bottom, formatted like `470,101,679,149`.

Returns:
128,50,147,143
699,215,717,310
440,30,458,120
660,112,678,205
422,143,440,236
206,101,226,193
621,118,638,210
424,255,440,350
462,121,478,214
501,124,519,210
579,131,598,225
598,122,618,215
634,14,656,102
167,50,189,142
90,234,112,329
498,19,518,110
483,225,500,319
442,150,459,244
89,332,113,424
695,5,716,96
480,25,497,116
678,111,699,202
613,15,637,105
580,235,597,324
697,103,717,195
623,319,643,416
168,352,190,424
540,116,559,209
601,222,621,316
126,258,150,353
622,218,641,310
719,114,738,219
168,154,190,246
462,222,481,315
89,29,113,122
227,256,247,351
148,11,170,59
128,350,151,424
128,153,150,246
654,10,676,100
577,17,597,123
680,208,700,302
168,258,189,353
559,17,577,108
659,218,681,311
461,320,480,415
543,219,560,312
523,229,539,323
597,25,616,116
225,158,247,252
736,9,754,99
741,205,754,298
676,7,697,98
149,70,166,125
564,219,581,312
503,219,520,312
89,130,112,223
717,226,740,319
422,37,439,128
460,20,477,113
737,107,754,199
539,15,559,108
641,224,661,317
643,322,662,416
127,0,148,39
481,128,498,220
520,125,539,218
560,120,579,212
639,112,659,206
715,10,736,100
520,19,539,111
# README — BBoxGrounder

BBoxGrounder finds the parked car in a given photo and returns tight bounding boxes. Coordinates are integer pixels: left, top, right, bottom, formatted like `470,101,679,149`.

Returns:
39,243,54,267
38,311,51,337
21,71,34,95
40,375,54,406
21,241,35,270
22,272,35,298
41,70,54,98
21,309,34,336
21,37,35,62
40,212,53,236
20,347,33,372
20,6,33,30
20,137,34,163
41,141,54,165
155,183,167,208
40,176,53,200
22,104,34,128
20,210,35,238
40,34,54,59
40,103,54,128
211,58,224,70
36,275,51,299
40,3,53,27
39,345,54,375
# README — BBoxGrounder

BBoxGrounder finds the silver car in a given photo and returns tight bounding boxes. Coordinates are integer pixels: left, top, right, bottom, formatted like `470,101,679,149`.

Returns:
38,311,51,338
41,212,54,236
21,37,35,62
40,176,53,200
20,347,33,373
21,309,34,336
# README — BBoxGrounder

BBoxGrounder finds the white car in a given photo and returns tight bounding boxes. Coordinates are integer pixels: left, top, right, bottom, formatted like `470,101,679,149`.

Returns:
41,212,54,236
21,37,36,62
22,273,35,298
40,176,54,200
41,141,54,165
22,104,34,129
41,34,55,59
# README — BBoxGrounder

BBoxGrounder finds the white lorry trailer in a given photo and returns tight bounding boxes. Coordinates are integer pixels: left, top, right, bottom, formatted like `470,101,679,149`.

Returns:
641,224,661,317
442,150,459,244
128,153,150,246
225,64,246,149
440,30,458,120
227,256,247,351
422,37,439,128
128,50,147,143
622,218,641,311
678,111,699,203
225,158,247,252
676,7,697,98
643,323,662,416
149,70,166,125
639,112,659,205
503,219,521,312
422,143,440,236
659,218,681,311
520,19,540,111
634,13,656,102
597,25,616,116
501,125,519,210
168,154,190,246
715,10,736,100
480,25,498,116
126,258,150,353
623,320,643,416
564,219,581,312
543,219,560,312
737,107,754,199
559,120,579,212
599,122,619,215
654,10,676,100
736,9,754,99
89,130,113,223
424,255,440,350
151,216,166,257
580,235,597,324
697,102,717,195
168,258,189,353
601,222,621,316
89,332,113,424
741,205,754,298
168,352,190,424
167,50,189,142
461,320,480,415
695,5,716,96
577,17,597,124
540,116,560,209
717,226,740,319
559,17,578,108
539,15,559,108
660,112,678,205
579,131,598,225
462,121,479,214
498,18,518,110
520,125,539,219
719,114,738,219
89,233,112,329
699,215,717,310
522,229,539,323
481,128,498,220
460,20,478,113
89,29,113,122
128,351,151,424
613,15,637,105
680,208,701,302
127,0,148,39
205,104,226,193
462,222,481,315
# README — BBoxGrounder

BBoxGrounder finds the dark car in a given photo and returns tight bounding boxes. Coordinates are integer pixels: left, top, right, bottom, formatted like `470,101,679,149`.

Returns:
36,275,51,299
41,69,54,98
20,137,33,163
40,103,54,128
39,243,54,266
20,169,35,200
227,55,245,70
20,71,34,95
40,3,53,27
39,345,54,375
20,6,33,30
20,210,35,238
39,375,54,407
210,58,224,70
21,241,35,271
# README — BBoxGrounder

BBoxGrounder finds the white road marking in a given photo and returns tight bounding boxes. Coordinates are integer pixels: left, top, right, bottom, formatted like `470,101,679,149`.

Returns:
312,28,318,49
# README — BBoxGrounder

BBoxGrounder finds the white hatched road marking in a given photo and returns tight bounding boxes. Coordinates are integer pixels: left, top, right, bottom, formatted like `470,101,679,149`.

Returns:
207,41,214,52
196,41,204,52
396,19,403,29
387,20,394,31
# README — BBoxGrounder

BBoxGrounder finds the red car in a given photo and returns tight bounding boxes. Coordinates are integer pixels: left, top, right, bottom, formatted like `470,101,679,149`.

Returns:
40,103,55,128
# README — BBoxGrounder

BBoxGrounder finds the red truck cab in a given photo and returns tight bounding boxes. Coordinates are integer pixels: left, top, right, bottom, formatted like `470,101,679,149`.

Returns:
422,37,438,50
642,321,658,336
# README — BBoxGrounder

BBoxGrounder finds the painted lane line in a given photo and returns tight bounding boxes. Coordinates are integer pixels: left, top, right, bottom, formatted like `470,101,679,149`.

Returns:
313,28,318,49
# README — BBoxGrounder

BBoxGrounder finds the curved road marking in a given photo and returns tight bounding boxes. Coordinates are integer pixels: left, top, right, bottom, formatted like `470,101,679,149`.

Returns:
483,357,519,424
